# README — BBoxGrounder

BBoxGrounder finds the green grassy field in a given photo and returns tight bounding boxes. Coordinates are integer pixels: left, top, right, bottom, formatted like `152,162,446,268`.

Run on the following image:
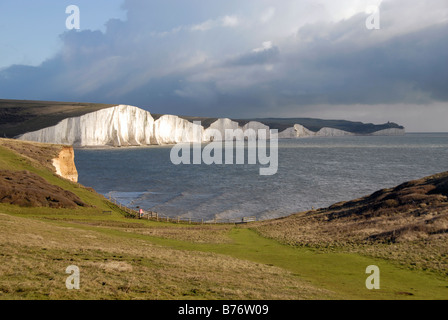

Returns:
2,209,447,300
0,139,447,300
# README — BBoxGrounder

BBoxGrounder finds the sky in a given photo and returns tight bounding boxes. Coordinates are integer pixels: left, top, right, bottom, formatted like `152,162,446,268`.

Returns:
0,0,447,132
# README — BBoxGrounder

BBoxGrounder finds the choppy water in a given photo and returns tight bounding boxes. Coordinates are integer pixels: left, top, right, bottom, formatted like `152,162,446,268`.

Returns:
75,133,448,221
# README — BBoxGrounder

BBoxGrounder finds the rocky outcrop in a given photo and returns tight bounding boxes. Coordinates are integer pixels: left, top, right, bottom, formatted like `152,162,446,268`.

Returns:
52,146,78,183
0,138,78,182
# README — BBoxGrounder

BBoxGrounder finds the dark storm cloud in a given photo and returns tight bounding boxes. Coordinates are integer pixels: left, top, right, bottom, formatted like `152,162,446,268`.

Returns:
164,16,448,116
224,45,280,67
275,20,448,106
0,0,447,120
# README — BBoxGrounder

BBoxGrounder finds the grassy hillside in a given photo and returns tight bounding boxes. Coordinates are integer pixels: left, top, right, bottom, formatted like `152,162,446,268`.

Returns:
0,139,446,300
251,172,448,276
0,139,331,299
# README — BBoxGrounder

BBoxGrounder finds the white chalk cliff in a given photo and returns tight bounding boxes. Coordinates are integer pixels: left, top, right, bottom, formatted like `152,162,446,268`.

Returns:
19,105,154,147
371,128,406,136
17,105,404,147
152,115,203,145
203,118,242,142
275,124,354,139
243,121,271,140
315,127,355,137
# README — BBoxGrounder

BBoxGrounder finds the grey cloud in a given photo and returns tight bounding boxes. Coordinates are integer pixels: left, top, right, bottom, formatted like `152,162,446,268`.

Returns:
224,45,280,67
0,0,447,125
166,17,448,116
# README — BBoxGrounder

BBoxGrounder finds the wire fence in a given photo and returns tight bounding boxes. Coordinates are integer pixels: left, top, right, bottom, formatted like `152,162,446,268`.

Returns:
108,196,257,225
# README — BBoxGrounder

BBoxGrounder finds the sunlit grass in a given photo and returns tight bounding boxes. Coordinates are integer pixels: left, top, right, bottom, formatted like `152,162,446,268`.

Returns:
1,139,447,300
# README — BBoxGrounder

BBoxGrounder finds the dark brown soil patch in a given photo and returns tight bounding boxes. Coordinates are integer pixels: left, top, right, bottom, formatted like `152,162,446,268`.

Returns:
0,170,87,208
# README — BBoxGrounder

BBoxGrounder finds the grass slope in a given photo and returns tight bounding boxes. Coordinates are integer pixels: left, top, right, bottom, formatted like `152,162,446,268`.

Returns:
0,139,446,300
251,172,448,276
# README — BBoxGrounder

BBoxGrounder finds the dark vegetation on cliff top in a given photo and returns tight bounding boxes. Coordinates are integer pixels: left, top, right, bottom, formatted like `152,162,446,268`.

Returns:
0,99,115,138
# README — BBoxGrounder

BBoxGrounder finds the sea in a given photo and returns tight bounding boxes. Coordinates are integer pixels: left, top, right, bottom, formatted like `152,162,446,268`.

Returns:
74,133,448,221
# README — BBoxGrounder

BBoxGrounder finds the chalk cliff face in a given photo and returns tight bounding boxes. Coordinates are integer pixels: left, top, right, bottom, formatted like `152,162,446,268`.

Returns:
19,105,154,147
243,121,271,140
17,104,405,147
294,124,316,137
371,128,406,136
202,120,273,141
276,124,353,139
203,118,242,141
52,146,78,182
153,115,203,145
315,127,355,137
276,127,297,139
